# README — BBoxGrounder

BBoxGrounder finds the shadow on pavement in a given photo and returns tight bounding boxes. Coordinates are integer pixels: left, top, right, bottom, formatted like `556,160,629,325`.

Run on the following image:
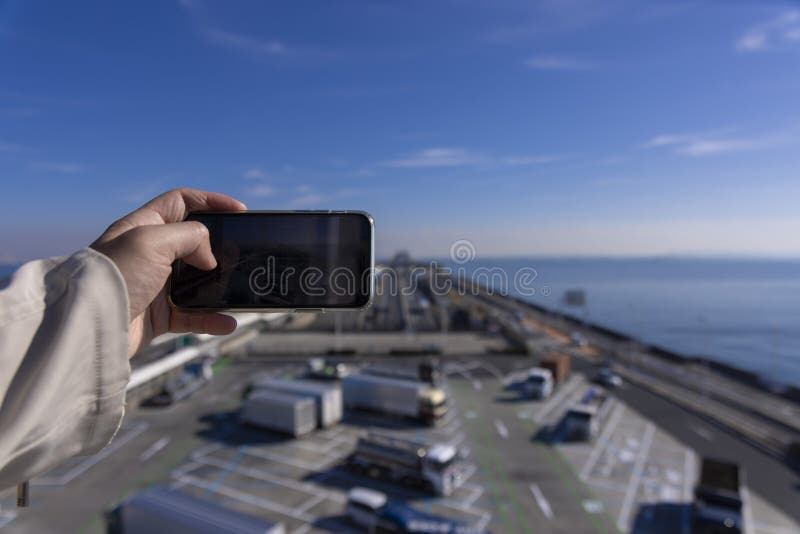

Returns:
303,464,432,502
195,410,294,446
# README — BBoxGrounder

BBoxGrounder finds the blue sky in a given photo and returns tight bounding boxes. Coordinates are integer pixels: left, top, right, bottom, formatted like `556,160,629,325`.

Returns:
1,0,799,262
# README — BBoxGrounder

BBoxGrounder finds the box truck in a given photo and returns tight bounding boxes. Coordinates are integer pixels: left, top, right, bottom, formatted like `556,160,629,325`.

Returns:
241,390,317,437
247,377,342,428
342,374,447,424
524,368,554,399
541,354,571,384
107,486,285,534
563,387,607,441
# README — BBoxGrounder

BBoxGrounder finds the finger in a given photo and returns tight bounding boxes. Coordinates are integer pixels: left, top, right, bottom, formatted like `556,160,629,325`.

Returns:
143,188,247,223
97,188,246,242
169,311,238,335
138,220,218,270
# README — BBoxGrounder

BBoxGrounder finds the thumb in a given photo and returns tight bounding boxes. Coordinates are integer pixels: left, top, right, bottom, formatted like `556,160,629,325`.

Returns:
146,220,217,270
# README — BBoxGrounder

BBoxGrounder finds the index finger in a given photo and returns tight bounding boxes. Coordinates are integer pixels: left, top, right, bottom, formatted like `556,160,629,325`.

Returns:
101,188,247,241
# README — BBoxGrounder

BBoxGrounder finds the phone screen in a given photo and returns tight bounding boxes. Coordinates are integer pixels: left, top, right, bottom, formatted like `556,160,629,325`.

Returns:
169,212,373,310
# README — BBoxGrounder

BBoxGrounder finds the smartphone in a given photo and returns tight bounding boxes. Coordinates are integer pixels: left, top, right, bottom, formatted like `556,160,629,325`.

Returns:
169,211,374,311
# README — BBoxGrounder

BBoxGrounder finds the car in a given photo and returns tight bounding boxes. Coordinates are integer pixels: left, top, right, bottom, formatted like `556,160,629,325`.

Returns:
595,367,622,388
569,331,588,347
345,487,486,533
346,487,386,530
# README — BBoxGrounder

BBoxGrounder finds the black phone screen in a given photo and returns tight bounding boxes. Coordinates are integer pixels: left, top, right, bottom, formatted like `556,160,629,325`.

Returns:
169,212,373,309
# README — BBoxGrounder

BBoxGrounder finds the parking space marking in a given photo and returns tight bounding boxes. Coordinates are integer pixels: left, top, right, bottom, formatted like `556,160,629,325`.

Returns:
458,482,484,509
617,423,655,531
243,447,333,471
579,402,626,480
476,361,505,382
459,463,478,484
139,437,171,462
493,419,509,439
690,424,714,441
177,474,315,522
752,522,800,534
682,449,695,502
0,510,17,528
190,455,346,503
742,486,756,534
448,432,467,448
35,422,149,486
296,492,329,514
529,484,554,520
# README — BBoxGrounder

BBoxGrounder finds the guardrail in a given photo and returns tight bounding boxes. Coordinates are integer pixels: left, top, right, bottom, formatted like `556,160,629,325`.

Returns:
127,313,286,393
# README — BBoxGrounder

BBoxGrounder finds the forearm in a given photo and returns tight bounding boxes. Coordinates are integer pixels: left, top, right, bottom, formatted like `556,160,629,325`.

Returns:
0,248,131,489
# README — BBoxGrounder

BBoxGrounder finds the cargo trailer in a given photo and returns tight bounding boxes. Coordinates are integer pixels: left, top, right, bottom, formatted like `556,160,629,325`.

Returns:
247,377,342,428
106,485,285,534
342,374,447,424
241,390,317,437
541,354,571,384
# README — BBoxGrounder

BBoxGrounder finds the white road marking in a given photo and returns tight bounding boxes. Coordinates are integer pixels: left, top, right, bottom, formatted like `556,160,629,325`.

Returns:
139,437,171,462
296,492,329,514
472,379,483,391
617,423,656,531
690,425,714,441
751,522,800,534
35,422,149,486
579,403,626,480
582,500,605,514
529,484,554,519
178,474,315,522
493,419,509,439
682,449,695,502
741,486,756,534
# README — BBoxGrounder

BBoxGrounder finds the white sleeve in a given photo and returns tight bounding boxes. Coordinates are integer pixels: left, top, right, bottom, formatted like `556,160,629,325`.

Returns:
0,248,131,490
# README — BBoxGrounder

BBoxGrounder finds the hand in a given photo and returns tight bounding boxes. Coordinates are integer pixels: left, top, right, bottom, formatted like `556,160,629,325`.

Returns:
91,188,247,356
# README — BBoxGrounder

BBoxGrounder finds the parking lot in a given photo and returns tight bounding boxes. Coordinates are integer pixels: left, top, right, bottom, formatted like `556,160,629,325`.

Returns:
2,354,799,533
159,364,492,533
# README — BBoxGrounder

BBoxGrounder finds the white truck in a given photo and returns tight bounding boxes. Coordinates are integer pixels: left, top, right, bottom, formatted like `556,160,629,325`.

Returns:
348,431,463,496
342,374,447,424
107,485,285,534
524,367,554,399
563,387,608,441
240,390,317,437
247,377,343,428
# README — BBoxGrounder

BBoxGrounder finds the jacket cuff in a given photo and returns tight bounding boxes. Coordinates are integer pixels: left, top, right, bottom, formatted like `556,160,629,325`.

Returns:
70,248,131,454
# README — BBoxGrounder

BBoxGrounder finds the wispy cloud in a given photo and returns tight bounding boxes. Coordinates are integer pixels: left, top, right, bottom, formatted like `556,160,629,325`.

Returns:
202,27,288,57
243,167,267,179
289,193,324,207
243,183,275,198
383,148,483,168
499,155,563,166
31,161,84,173
641,130,789,156
383,147,565,169
736,9,800,52
524,55,594,71
0,142,24,153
